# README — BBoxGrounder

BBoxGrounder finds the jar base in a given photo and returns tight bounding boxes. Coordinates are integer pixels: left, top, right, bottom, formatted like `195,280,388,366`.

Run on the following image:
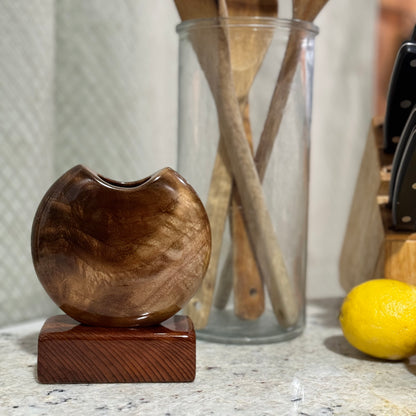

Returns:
195,308,305,345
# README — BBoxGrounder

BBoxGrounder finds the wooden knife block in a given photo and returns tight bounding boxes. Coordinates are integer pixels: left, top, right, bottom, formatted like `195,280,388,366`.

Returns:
340,117,416,292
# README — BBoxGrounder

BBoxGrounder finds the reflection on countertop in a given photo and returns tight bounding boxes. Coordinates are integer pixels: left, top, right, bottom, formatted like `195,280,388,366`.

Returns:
1,298,415,415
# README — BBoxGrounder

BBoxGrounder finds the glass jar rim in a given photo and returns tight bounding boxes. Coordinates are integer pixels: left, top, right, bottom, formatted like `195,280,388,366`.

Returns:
176,16,319,36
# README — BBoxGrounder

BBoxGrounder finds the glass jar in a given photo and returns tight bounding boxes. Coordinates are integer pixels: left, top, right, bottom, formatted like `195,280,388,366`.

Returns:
176,17,318,344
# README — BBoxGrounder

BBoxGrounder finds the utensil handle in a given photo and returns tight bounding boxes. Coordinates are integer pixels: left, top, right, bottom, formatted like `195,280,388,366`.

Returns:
185,139,233,329
232,101,264,320
254,30,302,182
213,27,298,326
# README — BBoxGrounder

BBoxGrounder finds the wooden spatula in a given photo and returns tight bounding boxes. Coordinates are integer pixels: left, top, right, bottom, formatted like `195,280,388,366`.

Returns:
225,0,278,320
254,0,329,181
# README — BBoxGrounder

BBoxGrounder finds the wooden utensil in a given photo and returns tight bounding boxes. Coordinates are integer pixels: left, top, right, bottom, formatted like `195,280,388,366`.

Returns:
209,29,298,328
254,0,328,181
223,0,278,320
174,0,218,20
175,0,299,328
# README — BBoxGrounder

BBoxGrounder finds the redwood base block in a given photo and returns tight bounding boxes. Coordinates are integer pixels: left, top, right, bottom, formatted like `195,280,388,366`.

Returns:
37,315,196,384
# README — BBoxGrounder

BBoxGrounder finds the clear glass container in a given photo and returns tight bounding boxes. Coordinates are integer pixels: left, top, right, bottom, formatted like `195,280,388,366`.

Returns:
176,17,319,344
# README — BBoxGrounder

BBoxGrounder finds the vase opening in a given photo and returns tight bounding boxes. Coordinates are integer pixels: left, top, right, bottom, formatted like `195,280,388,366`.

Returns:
97,174,152,189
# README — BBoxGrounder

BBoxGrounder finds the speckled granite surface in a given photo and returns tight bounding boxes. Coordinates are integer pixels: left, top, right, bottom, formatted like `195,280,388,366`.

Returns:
1,298,415,416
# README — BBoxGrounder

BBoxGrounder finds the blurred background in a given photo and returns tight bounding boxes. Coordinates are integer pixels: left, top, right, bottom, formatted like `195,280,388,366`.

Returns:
1,0,415,327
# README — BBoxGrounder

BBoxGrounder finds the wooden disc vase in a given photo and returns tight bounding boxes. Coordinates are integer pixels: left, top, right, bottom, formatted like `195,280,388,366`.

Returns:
31,165,211,383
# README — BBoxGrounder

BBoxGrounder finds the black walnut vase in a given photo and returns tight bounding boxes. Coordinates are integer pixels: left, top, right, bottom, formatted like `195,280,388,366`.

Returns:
31,165,211,383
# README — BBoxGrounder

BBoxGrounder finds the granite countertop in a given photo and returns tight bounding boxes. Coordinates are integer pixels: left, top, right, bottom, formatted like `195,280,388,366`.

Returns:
1,298,415,416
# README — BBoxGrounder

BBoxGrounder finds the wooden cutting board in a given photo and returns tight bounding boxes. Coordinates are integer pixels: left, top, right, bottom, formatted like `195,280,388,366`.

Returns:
339,118,385,292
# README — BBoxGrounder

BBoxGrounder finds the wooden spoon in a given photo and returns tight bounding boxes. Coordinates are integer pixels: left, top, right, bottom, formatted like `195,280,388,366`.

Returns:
175,0,299,329
254,0,329,181
224,0,278,320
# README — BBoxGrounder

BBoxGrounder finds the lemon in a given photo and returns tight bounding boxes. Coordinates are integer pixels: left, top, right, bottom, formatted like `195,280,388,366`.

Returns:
339,279,416,360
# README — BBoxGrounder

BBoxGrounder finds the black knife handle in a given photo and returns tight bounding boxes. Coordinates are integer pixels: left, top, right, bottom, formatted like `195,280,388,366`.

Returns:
384,30,416,154
389,104,416,204
392,125,416,231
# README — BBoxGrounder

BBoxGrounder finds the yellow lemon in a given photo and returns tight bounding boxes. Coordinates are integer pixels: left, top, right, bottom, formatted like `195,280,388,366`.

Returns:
339,278,416,360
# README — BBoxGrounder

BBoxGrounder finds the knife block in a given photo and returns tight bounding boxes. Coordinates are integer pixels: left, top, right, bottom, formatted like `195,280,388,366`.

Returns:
340,117,416,292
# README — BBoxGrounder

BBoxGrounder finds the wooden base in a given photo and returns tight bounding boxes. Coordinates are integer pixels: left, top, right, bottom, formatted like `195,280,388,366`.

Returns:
37,315,196,384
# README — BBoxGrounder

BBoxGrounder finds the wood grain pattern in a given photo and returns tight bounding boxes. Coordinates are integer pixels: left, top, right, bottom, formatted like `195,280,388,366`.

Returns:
226,0,277,16
31,165,211,327
383,240,416,285
37,315,196,383
174,0,218,21
231,102,264,320
379,203,416,285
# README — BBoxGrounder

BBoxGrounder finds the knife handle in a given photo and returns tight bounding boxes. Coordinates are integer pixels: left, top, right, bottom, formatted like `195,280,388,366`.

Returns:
392,125,416,231
389,105,416,204
384,29,416,154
